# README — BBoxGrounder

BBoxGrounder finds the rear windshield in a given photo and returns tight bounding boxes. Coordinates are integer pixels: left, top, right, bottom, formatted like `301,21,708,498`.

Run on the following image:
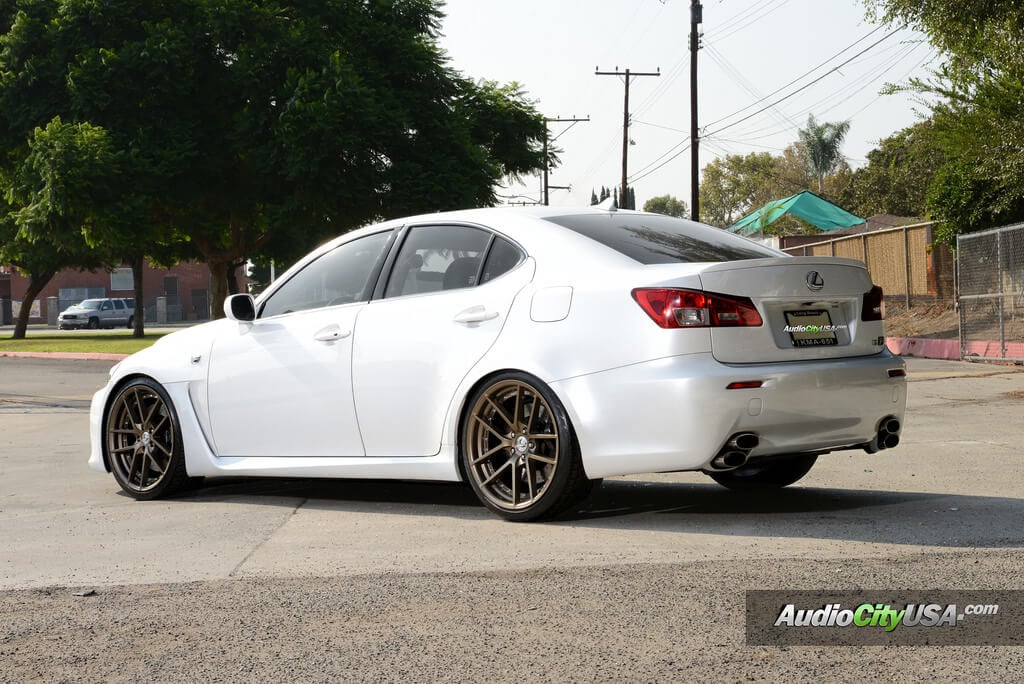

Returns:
544,213,783,264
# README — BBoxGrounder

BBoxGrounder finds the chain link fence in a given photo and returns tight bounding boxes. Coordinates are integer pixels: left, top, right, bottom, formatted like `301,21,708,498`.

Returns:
957,223,1024,362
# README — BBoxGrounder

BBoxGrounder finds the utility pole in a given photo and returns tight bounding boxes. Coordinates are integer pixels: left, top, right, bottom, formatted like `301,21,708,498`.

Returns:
690,1,703,222
596,67,659,209
543,115,589,205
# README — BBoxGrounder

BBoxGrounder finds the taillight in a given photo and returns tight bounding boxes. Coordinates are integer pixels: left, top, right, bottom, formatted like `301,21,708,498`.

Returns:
631,288,763,329
861,285,884,321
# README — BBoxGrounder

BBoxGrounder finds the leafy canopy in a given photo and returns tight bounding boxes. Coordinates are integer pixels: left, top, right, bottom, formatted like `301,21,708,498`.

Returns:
864,0,1024,240
0,0,551,318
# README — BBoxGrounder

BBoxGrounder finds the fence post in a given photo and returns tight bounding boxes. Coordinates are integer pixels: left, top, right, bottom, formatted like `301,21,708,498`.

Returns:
997,230,1005,358
903,227,911,308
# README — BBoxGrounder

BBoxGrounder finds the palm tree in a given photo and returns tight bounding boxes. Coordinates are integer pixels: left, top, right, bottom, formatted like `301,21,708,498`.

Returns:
798,114,851,197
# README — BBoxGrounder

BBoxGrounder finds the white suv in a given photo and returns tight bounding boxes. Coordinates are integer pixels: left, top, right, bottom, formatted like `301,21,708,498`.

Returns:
58,298,135,330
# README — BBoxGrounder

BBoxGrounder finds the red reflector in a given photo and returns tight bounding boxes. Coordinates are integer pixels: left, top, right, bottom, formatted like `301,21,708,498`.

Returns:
726,381,764,390
888,369,906,378
632,288,763,329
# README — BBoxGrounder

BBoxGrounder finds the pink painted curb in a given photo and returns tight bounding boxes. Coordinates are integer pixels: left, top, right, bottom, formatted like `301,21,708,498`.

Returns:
887,337,1024,361
0,351,129,361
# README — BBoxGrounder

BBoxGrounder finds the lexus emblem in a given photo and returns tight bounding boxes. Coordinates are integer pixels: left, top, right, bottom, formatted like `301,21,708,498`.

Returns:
805,271,825,291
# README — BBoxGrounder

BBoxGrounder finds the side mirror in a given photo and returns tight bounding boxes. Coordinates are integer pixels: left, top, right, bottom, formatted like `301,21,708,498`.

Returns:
224,294,255,322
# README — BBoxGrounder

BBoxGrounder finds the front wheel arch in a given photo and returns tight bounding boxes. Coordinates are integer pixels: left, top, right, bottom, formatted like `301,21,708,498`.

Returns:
103,375,193,499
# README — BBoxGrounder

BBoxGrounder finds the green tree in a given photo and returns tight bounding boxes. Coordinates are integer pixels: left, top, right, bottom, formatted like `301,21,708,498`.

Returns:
865,1,1024,240
0,1,550,319
698,152,778,227
837,120,946,219
643,195,688,217
0,118,116,338
797,115,851,197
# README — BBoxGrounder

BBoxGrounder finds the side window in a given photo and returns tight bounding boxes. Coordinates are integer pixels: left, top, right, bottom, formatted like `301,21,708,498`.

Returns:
480,237,524,284
101,301,112,311
260,231,390,318
384,224,491,298
113,300,125,310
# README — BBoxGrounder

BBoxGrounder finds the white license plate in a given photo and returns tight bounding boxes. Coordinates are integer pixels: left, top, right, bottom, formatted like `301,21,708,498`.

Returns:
785,310,838,347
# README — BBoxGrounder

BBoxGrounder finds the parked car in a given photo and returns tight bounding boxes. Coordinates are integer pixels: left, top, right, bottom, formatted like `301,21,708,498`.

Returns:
58,298,135,330
88,205,906,521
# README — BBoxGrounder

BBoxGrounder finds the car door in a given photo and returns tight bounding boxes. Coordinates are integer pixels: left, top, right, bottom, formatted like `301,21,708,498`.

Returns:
99,300,114,325
352,223,533,457
111,299,126,325
206,230,392,458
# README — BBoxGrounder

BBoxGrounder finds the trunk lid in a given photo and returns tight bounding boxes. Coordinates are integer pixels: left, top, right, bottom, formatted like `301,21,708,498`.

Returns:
696,257,886,363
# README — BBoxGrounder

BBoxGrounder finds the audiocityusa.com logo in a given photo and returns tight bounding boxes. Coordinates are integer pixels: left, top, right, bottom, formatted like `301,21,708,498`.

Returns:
746,590,1022,645
774,602,999,633
783,324,847,333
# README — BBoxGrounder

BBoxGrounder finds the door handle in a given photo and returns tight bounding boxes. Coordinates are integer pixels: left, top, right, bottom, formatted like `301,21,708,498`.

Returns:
313,325,352,342
453,305,499,325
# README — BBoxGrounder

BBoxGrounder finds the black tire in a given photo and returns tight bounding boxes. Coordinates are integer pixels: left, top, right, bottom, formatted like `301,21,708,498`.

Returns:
104,377,191,500
126,316,134,329
462,372,594,521
88,317,100,329
708,454,818,491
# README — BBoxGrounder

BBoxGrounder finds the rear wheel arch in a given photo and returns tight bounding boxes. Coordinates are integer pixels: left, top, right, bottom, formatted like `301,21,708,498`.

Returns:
457,369,596,521
455,369,525,482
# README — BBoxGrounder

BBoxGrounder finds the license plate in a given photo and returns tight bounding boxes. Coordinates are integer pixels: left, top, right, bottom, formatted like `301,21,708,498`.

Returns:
785,309,838,347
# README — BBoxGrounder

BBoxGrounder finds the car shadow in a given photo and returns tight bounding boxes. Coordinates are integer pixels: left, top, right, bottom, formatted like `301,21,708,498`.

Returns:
171,476,1024,550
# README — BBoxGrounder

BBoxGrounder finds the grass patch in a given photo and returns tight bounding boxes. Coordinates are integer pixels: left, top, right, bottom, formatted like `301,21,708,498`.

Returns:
0,332,169,355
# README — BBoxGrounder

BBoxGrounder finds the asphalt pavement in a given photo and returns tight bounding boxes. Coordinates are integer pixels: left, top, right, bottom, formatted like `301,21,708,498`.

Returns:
1,355,1022,681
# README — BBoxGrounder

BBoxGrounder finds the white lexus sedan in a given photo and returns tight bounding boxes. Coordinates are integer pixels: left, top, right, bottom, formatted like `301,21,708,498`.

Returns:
89,205,906,521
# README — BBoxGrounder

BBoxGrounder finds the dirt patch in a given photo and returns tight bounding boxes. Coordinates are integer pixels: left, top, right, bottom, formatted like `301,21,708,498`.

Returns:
885,302,959,339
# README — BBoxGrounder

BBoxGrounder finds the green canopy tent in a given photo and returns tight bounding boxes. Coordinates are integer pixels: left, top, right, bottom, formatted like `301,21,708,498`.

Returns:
729,190,864,236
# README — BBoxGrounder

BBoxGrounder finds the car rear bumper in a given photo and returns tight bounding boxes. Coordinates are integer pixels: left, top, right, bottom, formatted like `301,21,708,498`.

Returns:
552,350,907,479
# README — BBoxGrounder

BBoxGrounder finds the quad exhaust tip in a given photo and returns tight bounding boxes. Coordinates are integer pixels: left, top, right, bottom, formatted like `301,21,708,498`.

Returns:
709,432,759,471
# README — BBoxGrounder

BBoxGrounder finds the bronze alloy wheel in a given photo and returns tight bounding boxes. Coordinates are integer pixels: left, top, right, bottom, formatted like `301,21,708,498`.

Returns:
463,373,593,521
106,378,189,499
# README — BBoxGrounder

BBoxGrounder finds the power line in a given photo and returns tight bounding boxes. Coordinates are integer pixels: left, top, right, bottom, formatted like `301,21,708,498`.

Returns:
717,39,926,143
701,24,886,131
703,25,904,138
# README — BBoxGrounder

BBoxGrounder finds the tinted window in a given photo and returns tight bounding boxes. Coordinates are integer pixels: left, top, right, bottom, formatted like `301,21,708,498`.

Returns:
545,213,782,264
113,300,124,310
260,231,390,318
384,224,491,298
100,301,112,311
480,237,524,284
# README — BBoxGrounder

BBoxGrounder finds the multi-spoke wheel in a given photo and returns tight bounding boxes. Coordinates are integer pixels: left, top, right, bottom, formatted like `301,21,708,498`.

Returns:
708,454,818,491
462,372,595,521
105,378,190,500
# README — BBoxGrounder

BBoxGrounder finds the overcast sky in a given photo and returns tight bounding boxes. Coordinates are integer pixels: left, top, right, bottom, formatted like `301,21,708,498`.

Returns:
439,0,937,209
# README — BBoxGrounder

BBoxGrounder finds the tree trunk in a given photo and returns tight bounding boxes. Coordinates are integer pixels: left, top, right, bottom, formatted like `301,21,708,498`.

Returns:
131,253,145,338
12,272,54,340
208,259,230,320
227,260,242,295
